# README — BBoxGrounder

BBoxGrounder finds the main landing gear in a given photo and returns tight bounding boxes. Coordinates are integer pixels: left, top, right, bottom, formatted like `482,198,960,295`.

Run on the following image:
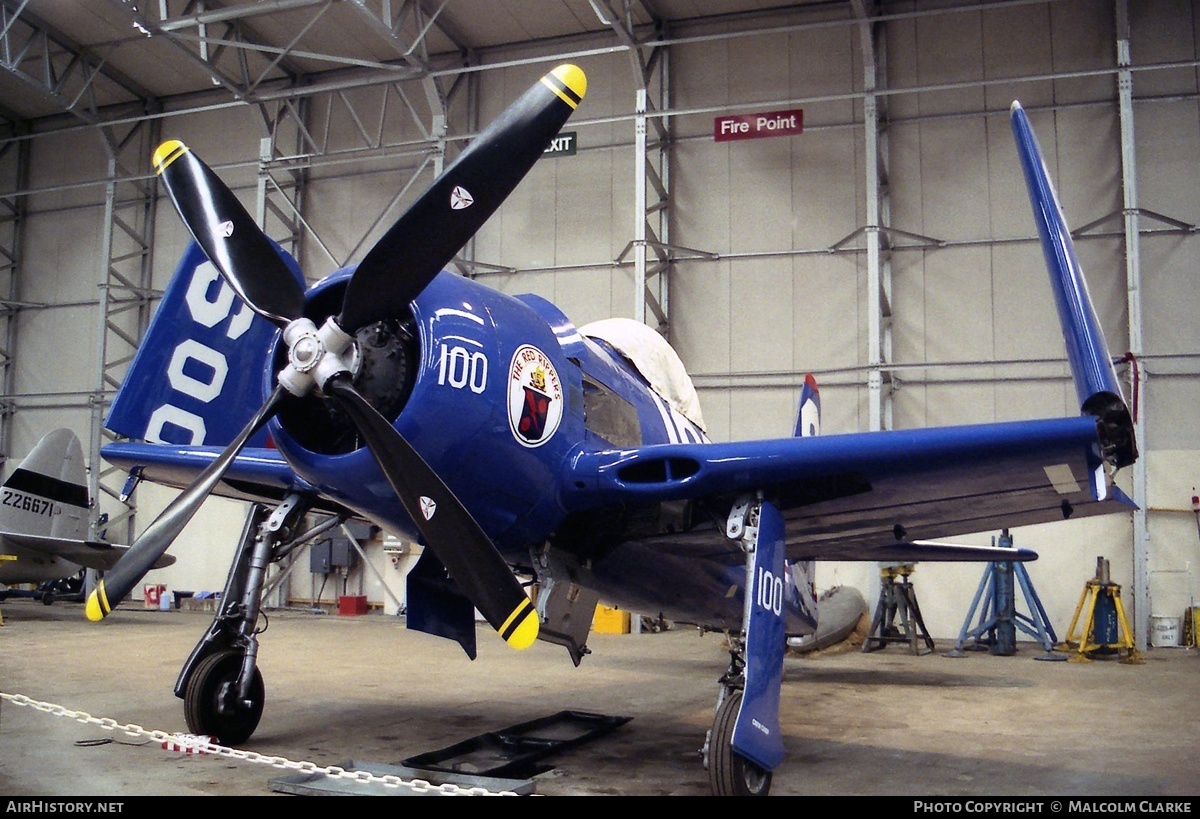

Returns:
708,648,772,796
703,497,788,796
175,493,340,744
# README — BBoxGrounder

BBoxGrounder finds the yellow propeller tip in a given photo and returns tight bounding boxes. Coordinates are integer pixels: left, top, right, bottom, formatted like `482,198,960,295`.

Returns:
84,583,111,622
500,599,540,650
552,64,586,100
506,617,539,651
152,140,188,174
85,594,104,622
542,64,586,110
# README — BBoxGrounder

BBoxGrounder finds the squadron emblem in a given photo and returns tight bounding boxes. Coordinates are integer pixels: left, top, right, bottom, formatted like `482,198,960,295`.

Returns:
507,345,563,448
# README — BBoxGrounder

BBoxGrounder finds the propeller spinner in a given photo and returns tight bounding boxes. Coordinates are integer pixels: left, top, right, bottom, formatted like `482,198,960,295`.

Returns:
86,64,588,653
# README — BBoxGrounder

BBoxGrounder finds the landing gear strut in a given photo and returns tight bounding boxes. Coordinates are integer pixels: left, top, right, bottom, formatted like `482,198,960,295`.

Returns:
703,496,787,796
175,493,340,744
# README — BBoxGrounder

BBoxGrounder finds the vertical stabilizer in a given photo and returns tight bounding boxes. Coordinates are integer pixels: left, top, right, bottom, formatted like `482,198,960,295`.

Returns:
793,373,820,438
104,241,304,448
1010,102,1136,468
1,429,90,540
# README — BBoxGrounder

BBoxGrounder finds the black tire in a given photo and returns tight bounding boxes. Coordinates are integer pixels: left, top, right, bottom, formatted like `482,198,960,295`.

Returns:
709,690,772,797
183,650,264,745
40,591,55,606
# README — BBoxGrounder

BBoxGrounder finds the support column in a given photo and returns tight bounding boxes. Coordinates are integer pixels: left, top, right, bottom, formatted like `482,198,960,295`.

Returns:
1116,0,1149,651
90,119,161,544
855,1,893,432
0,131,29,472
631,29,671,332
0,130,28,468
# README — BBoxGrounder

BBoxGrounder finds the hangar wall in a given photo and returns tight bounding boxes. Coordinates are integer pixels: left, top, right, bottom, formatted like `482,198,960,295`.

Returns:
3,1,1198,645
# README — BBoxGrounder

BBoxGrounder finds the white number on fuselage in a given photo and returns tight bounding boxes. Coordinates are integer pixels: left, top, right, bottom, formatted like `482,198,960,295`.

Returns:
437,343,487,394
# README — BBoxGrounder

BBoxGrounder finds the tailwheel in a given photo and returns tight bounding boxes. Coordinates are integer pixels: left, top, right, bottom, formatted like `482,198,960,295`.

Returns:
183,649,264,745
709,690,772,797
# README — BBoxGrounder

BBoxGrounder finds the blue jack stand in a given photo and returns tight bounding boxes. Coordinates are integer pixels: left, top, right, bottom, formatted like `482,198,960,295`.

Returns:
946,530,1064,661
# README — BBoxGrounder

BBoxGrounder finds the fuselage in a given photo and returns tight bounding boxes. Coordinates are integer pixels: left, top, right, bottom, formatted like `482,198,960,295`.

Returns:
272,270,710,558
268,270,799,632
101,261,813,635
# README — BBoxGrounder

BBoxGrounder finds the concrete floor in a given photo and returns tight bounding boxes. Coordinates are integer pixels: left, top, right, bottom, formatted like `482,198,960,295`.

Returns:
0,599,1197,797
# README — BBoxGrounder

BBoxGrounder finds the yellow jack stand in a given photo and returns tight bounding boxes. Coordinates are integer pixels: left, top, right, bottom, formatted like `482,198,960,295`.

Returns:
1061,557,1142,664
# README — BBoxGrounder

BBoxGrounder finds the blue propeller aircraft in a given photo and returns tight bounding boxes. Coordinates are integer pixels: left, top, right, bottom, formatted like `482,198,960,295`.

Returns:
82,62,1136,796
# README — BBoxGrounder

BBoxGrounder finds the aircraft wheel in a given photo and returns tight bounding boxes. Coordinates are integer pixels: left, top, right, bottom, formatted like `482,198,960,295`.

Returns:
708,691,772,797
40,591,55,606
184,650,264,745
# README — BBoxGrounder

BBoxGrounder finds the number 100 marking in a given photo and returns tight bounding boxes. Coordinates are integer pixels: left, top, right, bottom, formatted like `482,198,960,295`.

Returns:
438,344,488,394
757,567,783,616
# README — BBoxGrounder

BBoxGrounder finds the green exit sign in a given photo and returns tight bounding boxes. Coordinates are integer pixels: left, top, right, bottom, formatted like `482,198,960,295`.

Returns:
543,131,577,157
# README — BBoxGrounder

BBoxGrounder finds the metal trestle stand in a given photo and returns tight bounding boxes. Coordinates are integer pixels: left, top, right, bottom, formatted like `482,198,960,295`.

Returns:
945,530,1063,661
862,563,934,655
1061,556,1142,664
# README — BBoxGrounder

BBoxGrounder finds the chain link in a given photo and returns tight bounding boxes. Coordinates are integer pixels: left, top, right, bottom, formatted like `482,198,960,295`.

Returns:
1,691,522,796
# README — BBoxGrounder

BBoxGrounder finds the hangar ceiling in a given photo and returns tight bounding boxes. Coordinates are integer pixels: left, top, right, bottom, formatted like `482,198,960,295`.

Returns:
0,0,833,129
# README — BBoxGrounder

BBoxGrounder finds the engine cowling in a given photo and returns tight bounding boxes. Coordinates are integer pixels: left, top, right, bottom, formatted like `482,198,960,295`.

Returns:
268,270,585,554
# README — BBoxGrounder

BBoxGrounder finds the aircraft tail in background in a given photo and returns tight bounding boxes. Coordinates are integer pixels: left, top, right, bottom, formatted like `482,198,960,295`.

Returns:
1,427,90,541
0,429,175,586
794,373,820,438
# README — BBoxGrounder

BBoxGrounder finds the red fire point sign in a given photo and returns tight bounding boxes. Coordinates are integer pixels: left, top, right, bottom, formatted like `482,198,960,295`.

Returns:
714,109,804,142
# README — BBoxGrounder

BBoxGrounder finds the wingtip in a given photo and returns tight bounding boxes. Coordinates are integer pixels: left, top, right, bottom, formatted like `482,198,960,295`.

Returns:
1010,100,1023,114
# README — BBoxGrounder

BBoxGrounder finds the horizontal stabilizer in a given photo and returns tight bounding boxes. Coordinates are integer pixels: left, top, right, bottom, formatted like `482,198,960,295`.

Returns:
0,532,175,572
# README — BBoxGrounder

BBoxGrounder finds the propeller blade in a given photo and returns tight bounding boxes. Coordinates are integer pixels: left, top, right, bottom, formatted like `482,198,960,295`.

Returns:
322,373,539,650
153,140,306,327
85,386,290,621
338,63,587,333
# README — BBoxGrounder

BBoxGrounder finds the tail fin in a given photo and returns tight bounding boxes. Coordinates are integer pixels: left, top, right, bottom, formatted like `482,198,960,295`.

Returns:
793,373,820,438
1,428,90,540
788,374,821,636
0,429,176,572
1010,102,1136,469
104,240,304,447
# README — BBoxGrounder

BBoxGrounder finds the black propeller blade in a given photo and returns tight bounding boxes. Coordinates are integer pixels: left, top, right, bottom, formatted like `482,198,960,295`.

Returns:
152,140,306,327
323,374,539,648
86,386,290,621
87,64,587,651
338,63,587,333
86,141,312,621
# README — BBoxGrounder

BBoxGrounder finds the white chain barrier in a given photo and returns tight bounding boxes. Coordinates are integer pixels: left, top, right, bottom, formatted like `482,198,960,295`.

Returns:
0,691,522,796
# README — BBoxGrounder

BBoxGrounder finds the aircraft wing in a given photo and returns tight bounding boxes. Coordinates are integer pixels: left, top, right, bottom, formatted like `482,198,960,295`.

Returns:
0,531,176,572
100,443,317,506
562,414,1134,563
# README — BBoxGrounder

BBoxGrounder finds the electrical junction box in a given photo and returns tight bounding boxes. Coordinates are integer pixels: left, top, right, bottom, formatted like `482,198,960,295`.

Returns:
382,534,408,556
310,538,357,573
341,521,374,542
